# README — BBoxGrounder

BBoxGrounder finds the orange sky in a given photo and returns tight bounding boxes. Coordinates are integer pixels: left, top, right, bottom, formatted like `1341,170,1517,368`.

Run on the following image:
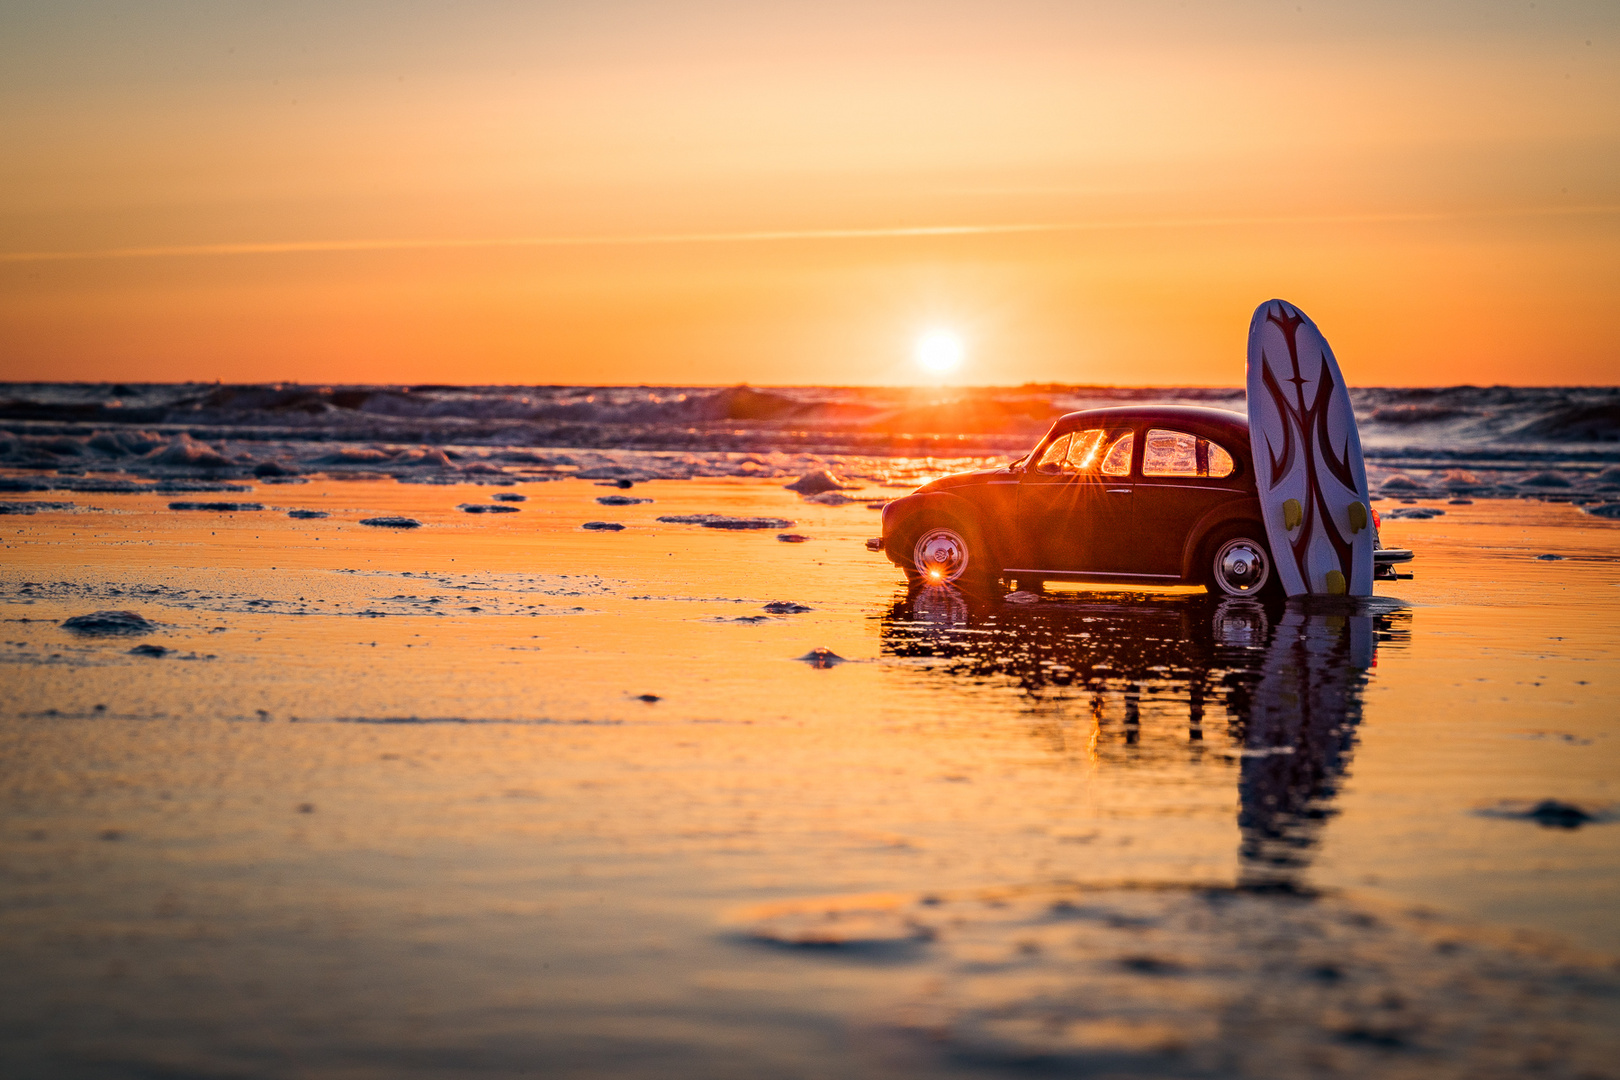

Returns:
1,0,1615,386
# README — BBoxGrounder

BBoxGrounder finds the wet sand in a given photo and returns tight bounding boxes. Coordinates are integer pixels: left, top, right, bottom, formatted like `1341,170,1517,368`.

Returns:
2,478,1617,1078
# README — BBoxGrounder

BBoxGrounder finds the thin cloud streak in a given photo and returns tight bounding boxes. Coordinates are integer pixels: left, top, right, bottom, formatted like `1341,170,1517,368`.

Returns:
5,205,1615,264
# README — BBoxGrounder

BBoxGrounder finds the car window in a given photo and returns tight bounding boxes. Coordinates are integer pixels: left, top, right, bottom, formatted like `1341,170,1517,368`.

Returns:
1144,430,1198,475
1143,428,1237,478
1034,433,1073,474
1065,429,1108,472
1100,432,1133,477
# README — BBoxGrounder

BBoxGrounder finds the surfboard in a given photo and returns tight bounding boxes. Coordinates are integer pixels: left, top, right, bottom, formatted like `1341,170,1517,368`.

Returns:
1245,299,1374,597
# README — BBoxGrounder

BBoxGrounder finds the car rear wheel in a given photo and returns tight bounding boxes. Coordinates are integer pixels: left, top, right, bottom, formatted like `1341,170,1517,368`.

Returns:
1205,529,1277,598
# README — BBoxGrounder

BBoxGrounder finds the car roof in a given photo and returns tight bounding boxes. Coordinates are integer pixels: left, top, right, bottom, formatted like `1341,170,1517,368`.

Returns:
1049,404,1249,440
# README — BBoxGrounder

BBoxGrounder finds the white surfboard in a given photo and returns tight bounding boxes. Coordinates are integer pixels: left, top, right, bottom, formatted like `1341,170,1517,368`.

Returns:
1245,299,1373,597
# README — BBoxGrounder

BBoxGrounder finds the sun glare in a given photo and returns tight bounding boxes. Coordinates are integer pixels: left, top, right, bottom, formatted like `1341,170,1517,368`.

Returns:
915,329,965,375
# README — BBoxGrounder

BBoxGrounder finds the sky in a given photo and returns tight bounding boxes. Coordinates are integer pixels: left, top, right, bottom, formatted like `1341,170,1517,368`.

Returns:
0,0,1615,387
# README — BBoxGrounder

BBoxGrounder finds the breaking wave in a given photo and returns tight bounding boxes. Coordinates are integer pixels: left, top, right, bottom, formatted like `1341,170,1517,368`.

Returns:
1,382,1617,499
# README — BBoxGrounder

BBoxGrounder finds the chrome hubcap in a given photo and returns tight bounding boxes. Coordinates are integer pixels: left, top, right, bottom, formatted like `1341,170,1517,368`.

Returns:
914,527,970,583
1214,539,1269,595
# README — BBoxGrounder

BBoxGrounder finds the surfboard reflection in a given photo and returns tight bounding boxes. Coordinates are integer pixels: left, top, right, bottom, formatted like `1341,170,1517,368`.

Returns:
879,586,1410,888
1235,604,1381,888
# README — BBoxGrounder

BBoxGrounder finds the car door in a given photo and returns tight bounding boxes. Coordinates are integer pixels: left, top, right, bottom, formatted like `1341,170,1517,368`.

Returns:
1130,427,1248,576
1015,427,1137,573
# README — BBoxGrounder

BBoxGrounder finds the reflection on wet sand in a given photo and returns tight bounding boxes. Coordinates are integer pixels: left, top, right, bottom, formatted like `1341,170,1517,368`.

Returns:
881,586,1411,890
1239,604,1390,888
2,483,1617,1079
722,590,1620,1076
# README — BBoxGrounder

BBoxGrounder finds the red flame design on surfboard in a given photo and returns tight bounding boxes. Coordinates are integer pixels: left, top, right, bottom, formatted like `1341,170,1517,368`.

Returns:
1260,304,1355,587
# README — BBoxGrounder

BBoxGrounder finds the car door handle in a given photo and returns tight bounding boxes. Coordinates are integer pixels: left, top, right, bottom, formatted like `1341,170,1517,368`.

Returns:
1107,488,1131,494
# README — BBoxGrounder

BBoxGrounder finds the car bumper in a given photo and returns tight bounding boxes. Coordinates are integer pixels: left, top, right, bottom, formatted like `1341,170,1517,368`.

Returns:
1374,547,1414,580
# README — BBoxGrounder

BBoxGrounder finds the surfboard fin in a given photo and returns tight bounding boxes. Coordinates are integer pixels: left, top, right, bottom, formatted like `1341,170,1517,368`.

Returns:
1282,498,1302,531
1348,501,1367,534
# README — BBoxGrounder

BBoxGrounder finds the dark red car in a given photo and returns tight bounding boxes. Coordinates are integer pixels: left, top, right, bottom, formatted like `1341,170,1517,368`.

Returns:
866,405,1410,596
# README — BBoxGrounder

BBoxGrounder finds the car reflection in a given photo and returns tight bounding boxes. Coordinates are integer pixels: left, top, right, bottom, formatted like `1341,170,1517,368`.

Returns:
879,585,1411,888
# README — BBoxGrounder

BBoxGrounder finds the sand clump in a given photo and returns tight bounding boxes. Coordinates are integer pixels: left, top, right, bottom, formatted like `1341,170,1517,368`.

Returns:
0,500,74,515
804,491,862,506
657,514,794,530
168,501,265,512
156,481,252,493
61,610,156,635
1475,799,1613,828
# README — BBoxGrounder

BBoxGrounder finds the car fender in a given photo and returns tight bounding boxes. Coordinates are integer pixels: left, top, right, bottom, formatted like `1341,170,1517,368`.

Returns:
882,491,993,565
1180,494,1265,581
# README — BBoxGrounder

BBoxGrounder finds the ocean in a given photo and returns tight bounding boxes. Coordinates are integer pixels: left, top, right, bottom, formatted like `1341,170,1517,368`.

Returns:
2,382,1618,506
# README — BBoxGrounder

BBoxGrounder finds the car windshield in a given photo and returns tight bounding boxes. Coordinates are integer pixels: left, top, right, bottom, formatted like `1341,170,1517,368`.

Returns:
1068,429,1109,471
1034,433,1073,473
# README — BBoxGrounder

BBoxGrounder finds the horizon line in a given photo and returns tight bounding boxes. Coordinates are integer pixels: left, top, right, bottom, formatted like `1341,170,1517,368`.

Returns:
4,379,1616,391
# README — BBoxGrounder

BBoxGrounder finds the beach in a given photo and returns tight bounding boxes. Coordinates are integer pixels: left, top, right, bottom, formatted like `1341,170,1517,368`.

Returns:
2,475,1617,1078
7,0,1620,1071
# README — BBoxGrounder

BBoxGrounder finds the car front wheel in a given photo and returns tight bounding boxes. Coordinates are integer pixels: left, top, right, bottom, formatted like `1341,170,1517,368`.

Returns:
1206,530,1276,598
904,520,991,587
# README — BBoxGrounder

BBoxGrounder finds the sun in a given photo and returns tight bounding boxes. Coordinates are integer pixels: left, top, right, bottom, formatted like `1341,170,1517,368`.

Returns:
914,328,965,375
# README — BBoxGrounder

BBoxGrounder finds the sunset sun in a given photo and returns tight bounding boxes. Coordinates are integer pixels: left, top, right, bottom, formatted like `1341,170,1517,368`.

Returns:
915,329,965,375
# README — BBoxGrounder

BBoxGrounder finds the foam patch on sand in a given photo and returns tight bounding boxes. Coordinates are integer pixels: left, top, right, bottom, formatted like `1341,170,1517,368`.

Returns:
0,571,614,623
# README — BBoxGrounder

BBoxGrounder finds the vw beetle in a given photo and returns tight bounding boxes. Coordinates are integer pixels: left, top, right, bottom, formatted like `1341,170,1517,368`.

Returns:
865,405,1411,596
